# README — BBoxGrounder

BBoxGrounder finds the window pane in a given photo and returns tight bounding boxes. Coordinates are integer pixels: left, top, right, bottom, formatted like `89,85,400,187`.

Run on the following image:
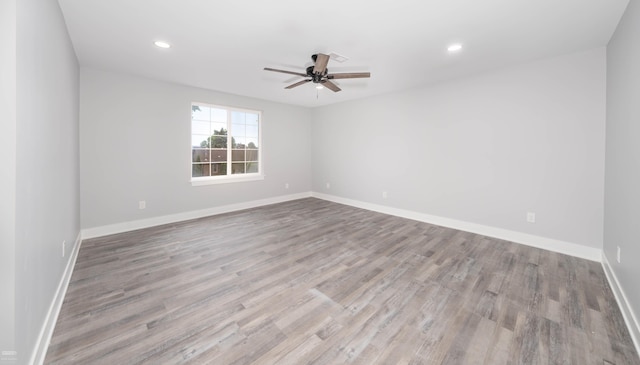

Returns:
210,135,228,148
232,149,245,162
231,111,246,124
246,138,258,149
211,148,227,162
246,125,258,137
211,122,227,135
232,163,245,174
211,163,227,176
246,150,258,162
192,149,209,163
231,123,245,137
192,135,210,148
233,136,246,148
211,108,227,123
192,106,210,121
192,163,210,177
191,120,211,135
246,162,258,173
245,113,259,126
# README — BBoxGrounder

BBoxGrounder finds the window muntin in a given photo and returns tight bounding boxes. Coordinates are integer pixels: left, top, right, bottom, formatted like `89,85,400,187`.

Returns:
191,103,261,182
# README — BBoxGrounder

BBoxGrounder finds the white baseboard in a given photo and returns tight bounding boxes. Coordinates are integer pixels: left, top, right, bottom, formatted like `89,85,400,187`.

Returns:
311,192,602,262
30,232,82,365
82,192,313,239
601,253,640,354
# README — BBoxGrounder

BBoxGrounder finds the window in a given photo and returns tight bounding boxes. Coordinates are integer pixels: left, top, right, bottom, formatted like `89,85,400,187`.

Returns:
191,102,262,184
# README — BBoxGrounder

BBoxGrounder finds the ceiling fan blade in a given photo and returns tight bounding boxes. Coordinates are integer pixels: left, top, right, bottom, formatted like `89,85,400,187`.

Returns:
264,67,307,77
321,80,341,92
285,79,312,89
313,53,330,74
327,72,371,79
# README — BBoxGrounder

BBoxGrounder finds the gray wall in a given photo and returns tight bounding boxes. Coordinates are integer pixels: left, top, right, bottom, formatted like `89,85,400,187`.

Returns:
605,0,640,331
80,69,312,229
13,0,81,362
312,48,606,249
0,0,17,358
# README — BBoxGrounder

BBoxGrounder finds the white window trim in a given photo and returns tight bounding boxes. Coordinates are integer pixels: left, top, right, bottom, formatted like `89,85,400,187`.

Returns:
190,102,263,186
191,174,265,186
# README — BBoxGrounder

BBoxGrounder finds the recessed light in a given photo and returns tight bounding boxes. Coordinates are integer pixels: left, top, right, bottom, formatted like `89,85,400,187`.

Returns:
447,43,463,53
154,41,171,49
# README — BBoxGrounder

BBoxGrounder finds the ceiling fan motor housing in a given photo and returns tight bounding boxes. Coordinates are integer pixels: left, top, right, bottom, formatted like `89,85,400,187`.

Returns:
306,66,327,83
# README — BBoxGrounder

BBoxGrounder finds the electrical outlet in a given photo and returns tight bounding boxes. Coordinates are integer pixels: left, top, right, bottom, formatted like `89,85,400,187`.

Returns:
62,240,66,257
382,191,388,199
285,183,289,189
617,246,621,263
526,212,536,223
139,200,146,210
326,182,331,189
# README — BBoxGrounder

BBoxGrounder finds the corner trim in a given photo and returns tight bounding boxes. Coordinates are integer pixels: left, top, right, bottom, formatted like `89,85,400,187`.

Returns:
601,253,640,354
311,192,602,262
30,232,82,365
81,192,313,239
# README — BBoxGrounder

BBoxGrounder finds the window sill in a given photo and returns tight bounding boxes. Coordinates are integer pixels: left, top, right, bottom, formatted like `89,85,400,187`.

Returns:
191,174,264,186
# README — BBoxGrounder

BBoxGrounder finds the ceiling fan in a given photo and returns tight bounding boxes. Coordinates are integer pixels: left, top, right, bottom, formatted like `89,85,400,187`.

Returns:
264,53,370,92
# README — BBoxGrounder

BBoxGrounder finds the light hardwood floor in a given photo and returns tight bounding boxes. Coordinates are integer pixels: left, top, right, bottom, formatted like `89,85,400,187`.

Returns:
45,198,639,364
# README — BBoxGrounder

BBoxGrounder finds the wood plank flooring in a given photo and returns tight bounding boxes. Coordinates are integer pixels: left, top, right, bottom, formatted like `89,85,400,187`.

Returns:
45,198,639,364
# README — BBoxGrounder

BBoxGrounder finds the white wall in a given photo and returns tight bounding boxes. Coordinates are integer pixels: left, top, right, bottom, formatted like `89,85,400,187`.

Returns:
0,0,17,360
604,0,640,345
14,0,80,363
80,69,312,230
312,48,606,250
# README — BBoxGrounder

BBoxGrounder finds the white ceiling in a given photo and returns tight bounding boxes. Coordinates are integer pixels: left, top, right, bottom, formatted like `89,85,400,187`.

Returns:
57,0,628,108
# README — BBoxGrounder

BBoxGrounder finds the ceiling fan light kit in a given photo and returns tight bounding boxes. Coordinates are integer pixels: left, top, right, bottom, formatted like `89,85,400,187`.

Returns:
264,53,370,93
